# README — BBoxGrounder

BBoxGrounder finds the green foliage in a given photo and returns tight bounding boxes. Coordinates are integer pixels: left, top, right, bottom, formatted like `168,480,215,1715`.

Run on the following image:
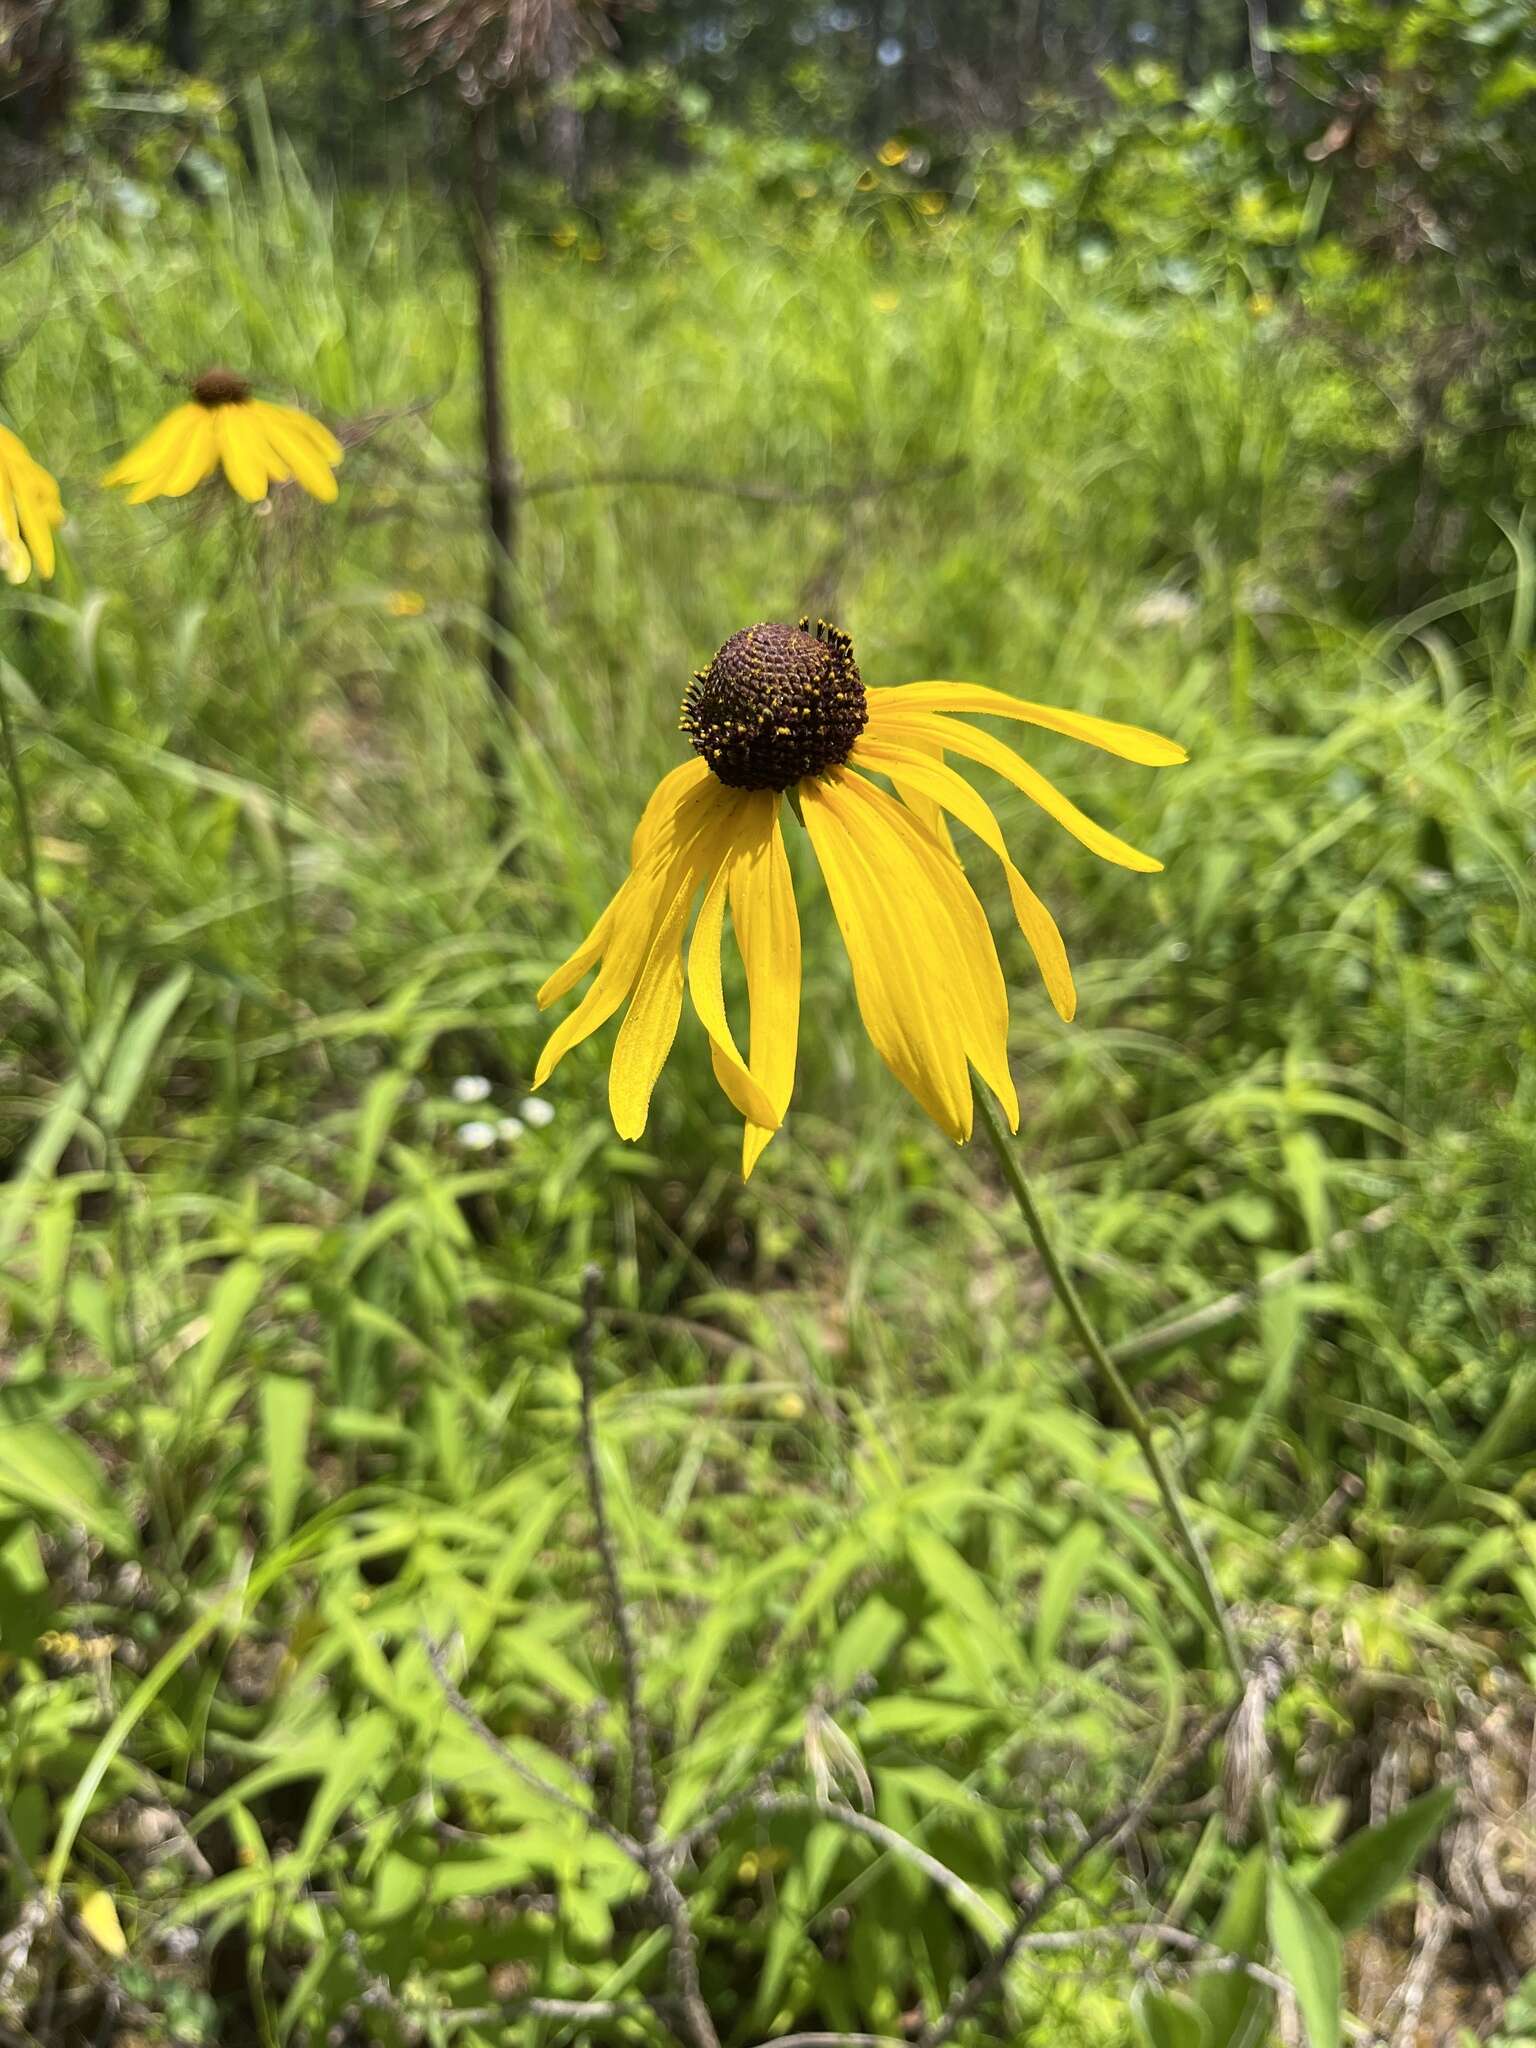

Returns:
0,40,1530,2046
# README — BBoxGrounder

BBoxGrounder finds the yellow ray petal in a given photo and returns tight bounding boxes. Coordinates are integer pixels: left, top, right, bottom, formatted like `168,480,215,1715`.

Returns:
610,799,748,1140
253,403,339,502
265,402,344,466
853,735,1077,1021
535,776,736,1083
871,710,1162,873
882,726,955,855
537,761,712,1010
835,768,1017,1132
730,795,800,1179
632,757,711,862
102,406,194,488
687,818,782,1134
802,769,974,1143
14,473,58,580
0,470,31,584
215,408,271,502
868,682,1187,766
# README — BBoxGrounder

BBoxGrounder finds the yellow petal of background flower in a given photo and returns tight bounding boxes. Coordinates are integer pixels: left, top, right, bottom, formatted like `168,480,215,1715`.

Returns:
254,403,339,502
853,734,1077,1021
872,710,1163,872
802,769,975,1143
267,403,344,466
102,406,192,488
868,681,1188,765
730,795,800,1178
0,471,31,584
687,827,782,1133
610,800,748,1140
15,476,57,580
215,408,271,502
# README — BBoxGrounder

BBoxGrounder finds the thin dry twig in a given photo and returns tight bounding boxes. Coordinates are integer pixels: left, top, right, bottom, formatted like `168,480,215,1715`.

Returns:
746,1793,1008,1938
421,1634,643,1864
916,1706,1234,2048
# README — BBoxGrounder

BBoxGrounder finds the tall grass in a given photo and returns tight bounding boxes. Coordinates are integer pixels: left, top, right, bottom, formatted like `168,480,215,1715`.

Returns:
1,142,1533,2042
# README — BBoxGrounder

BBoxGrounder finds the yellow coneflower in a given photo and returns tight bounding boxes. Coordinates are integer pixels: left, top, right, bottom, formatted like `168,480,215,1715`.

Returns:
0,425,64,584
536,620,1186,1177
102,370,342,506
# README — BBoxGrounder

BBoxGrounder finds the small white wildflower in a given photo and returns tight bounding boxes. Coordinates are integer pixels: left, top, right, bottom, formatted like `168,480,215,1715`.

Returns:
452,1075,493,1104
496,1117,526,1143
457,1120,497,1151
519,1097,555,1129
1130,588,1198,630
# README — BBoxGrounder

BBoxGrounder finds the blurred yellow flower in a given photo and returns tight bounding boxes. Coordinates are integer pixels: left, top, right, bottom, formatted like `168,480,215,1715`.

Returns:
856,169,878,192
871,289,901,314
387,589,426,618
877,138,907,167
102,370,342,506
550,224,578,248
1248,290,1276,318
915,191,947,218
536,618,1184,1176
0,424,64,584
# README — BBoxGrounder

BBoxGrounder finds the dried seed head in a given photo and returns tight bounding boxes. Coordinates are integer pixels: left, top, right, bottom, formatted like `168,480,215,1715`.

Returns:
192,368,252,408
681,619,868,792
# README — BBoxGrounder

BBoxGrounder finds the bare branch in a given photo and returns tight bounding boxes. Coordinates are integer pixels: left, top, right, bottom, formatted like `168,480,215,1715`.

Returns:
746,1793,1008,1939
917,1707,1234,2048
421,1634,644,1864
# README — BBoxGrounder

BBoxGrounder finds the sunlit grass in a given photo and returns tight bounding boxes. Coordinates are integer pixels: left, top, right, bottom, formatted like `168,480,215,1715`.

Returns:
1,147,1533,2040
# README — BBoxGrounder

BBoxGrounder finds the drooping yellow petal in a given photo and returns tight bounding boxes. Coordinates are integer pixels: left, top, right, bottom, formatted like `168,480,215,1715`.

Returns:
867,682,1188,766
853,734,1077,1021
14,476,57,581
834,768,1017,1132
535,775,737,1084
871,710,1163,873
536,761,712,1010
215,408,271,502
730,796,800,1178
0,470,31,584
253,403,340,503
265,402,344,467
632,758,711,863
801,768,975,1143
610,798,750,1140
102,406,193,488
686,812,782,1133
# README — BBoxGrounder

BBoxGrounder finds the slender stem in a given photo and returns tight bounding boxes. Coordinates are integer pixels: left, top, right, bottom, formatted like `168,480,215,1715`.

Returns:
0,667,75,1044
973,1093,1248,1695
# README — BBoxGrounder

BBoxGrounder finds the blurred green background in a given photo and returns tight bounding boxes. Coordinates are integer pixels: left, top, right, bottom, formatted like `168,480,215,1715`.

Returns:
2,2,1535,2043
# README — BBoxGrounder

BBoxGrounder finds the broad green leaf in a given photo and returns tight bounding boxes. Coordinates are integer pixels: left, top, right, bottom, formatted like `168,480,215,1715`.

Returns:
1268,1862,1342,2048
0,1423,133,1550
1194,1846,1270,2046
1034,1520,1101,1668
1309,1786,1455,1934
183,1259,266,1415
1133,1984,1210,2048
259,1375,313,1546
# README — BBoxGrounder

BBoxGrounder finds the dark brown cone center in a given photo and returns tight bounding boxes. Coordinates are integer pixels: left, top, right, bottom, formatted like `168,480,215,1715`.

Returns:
192,368,253,408
680,619,867,792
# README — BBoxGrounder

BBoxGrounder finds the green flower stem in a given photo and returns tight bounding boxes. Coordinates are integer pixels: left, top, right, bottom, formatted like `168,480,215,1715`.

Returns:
974,1091,1249,1697
0,658,75,1046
